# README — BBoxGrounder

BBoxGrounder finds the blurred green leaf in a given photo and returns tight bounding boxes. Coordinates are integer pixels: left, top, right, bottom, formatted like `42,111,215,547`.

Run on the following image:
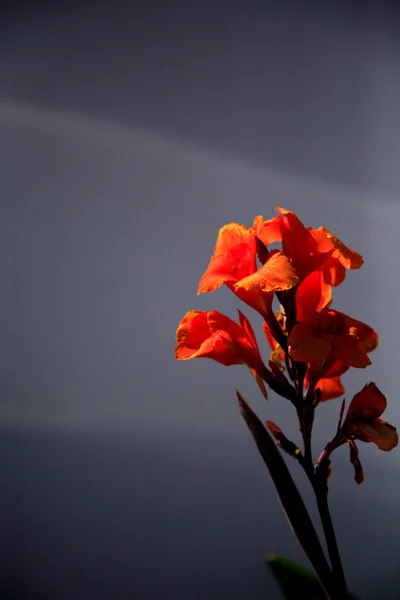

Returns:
266,555,360,600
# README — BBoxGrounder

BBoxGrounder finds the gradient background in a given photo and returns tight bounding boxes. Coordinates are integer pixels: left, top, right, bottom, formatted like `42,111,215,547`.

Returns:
2,2,400,599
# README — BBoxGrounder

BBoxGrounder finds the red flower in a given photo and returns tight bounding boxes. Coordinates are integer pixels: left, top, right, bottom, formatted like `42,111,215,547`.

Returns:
342,383,398,483
343,383,398,451
197,218,299,318
175,309,267,377
263,308,377,401
287,309,378,399
274,207,363,321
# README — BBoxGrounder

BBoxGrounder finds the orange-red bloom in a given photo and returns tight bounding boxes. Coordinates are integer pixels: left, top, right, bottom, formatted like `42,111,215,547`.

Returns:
263,308,377,401
197,208,363,328
342,383,398,483
288,307,378,369
274,207,363,321
175,309,266,377
197,218,298,318
343,383,398,451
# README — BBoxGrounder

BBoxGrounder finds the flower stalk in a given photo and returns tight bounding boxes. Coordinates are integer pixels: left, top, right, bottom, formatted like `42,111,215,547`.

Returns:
175,206,398,599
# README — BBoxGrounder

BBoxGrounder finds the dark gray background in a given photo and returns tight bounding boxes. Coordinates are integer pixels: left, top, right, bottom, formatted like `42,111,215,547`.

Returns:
2,2,400,599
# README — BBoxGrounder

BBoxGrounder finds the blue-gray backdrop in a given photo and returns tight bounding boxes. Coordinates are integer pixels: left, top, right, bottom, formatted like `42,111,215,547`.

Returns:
2,2,400,599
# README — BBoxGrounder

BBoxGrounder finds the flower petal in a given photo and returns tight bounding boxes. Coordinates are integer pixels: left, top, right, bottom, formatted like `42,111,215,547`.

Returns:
348,440,364,484
296,270,332,321
311,227,364,270
275,207,317,278
234,250,299,292
324,332,372,368
252,214,282,246
351,420,398,451
175,312,237,364
175,310,211,360
175,309,263,369
288,324,331,363
315,375,345,402
197,223,253,294
346,382,387,422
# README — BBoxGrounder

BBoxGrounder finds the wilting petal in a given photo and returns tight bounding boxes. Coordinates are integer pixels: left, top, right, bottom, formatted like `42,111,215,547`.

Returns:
348,440,364,484
288,324,331,363
346,382,387,422
350,420,399,451
235,250,299,292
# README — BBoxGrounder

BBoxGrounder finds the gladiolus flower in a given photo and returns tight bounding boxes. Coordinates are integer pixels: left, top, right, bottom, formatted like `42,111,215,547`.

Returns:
175,309,267,377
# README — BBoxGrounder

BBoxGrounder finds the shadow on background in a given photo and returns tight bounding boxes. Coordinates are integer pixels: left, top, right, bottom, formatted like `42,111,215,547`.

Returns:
0,425,398,600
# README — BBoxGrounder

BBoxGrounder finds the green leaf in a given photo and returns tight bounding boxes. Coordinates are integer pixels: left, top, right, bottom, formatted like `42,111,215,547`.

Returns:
266,555,360,600
237,392,336,599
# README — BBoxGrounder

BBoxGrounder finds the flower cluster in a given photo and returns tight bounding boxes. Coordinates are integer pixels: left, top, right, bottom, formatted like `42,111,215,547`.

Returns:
175,207,397,482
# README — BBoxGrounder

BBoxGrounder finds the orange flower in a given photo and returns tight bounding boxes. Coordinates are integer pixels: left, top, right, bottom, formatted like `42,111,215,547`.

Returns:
197,218,298,318
342,383,398,482
274,207,363,320
264,308,377,401
197,209,362,326
316,384,398,483
263,313,346,402
287,309,378,370
343,383,398,451
175,309,266,376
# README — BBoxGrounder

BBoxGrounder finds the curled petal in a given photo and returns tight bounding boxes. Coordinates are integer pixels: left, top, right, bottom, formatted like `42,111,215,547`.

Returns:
234,250,298,293
252,214,282,246
175,310,215,360
175,310,263,371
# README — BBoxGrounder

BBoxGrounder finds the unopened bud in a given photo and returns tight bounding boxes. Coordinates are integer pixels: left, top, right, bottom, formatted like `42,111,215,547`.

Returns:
266,421,301,458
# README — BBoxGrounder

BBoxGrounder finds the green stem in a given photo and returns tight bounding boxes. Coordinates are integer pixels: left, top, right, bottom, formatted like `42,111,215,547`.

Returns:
298,413,348,599
315,488,348,598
